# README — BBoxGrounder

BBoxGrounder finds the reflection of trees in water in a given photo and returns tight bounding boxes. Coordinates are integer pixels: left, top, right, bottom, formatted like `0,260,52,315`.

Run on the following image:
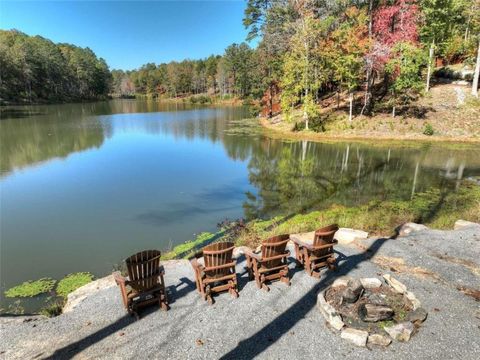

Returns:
235,139,476,220
0,101,248,175
1,109,107,175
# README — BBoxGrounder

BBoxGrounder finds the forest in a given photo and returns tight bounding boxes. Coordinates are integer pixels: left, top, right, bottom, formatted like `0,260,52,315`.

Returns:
1,0,479,125
0,30,111,104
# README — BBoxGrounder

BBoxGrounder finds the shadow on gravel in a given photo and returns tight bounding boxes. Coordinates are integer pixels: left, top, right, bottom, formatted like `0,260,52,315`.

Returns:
45,277,196,359
219,237,388,360
43,314,134,359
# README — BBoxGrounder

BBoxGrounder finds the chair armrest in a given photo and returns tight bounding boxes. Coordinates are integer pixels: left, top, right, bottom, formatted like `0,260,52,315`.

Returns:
113,271,128,286
261,252,290,263
190,257,203,271
292,238,314,250
244,247,262,261
311,242,336,250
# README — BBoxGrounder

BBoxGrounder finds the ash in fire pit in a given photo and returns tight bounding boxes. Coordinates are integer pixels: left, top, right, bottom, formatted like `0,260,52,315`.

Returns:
317,275,427,348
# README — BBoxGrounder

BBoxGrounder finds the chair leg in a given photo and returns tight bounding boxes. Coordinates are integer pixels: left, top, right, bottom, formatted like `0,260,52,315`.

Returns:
294,243,303,266
280,268,290,286
118,283,129,309
304,248,313,276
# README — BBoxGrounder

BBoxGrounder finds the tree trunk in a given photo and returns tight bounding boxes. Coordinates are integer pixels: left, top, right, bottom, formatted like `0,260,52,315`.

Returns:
472,39,480,97
425,41,434,92
361,0,374,116
269,83,274,118
348,91,353,123
304,88,309,130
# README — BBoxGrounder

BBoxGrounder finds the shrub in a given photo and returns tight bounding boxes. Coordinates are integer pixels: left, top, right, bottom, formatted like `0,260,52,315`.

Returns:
423,123,434,136
40,300,64,317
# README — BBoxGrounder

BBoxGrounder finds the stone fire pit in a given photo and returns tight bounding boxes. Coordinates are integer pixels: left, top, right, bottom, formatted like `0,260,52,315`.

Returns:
318,274,427,348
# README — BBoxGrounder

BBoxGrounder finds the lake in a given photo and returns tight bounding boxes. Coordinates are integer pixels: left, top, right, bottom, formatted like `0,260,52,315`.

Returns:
1,99,479,313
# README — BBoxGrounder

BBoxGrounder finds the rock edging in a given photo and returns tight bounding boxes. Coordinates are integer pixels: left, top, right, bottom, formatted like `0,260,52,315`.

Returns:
317,275,427,348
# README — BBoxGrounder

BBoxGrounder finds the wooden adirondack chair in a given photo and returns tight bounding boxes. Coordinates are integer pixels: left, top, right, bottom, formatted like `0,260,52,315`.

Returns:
292,224,339,278
244,234,290,291
114,250,168,317
190,242,238,304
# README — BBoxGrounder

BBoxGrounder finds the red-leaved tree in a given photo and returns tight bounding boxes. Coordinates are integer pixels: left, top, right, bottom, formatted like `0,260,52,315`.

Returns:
372,0,420,65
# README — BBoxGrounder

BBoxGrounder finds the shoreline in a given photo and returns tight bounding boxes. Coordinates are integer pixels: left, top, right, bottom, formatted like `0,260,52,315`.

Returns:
260,118,480,145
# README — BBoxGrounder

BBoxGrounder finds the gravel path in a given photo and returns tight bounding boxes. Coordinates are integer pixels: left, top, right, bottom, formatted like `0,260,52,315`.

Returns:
1,226,479,360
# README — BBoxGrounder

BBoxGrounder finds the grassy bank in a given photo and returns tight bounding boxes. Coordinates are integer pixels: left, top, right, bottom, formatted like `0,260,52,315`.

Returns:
164,181,480,258
263,83,480,144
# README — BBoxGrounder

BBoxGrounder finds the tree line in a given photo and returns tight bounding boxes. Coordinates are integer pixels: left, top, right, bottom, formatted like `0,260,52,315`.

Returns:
2,0,479,120
111,42,263,100
0,30,111,104
112,0,480,124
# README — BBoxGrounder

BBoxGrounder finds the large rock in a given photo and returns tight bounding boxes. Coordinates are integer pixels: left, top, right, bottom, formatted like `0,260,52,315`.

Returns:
334,228,368,245
340,328,368,347
396,222,428,237
341,279,364,303
384,322,415,342
454,219,480,230
63,275,116,313
383,274,407,294
317,291,345,331
360,277,382,289
368,334,392,347
359,304,394,322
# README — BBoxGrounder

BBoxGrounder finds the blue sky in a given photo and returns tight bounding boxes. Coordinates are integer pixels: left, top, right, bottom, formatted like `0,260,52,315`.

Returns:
0,0,251,70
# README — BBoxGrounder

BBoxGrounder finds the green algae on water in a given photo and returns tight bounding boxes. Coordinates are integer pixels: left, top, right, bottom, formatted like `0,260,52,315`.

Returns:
5,278,56,298
56,272,94,298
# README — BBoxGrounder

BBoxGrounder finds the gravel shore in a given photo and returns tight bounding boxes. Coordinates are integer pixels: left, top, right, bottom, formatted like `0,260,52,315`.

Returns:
1,225,479,360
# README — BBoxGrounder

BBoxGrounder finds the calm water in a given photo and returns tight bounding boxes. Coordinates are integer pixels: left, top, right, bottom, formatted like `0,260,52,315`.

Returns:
1,100,479,313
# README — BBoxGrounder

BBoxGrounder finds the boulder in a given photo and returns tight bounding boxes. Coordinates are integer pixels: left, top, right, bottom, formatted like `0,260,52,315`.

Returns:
396,222,428,237
341,279,364,303
384,322,414,342
360,277,382,289
359,304,394,322
340,328,368,347
454,219,480,230
383,274,407,294
334,228,368,245
368,334,392,347
406,308,428,324
317,291,345,331
64,275,116,313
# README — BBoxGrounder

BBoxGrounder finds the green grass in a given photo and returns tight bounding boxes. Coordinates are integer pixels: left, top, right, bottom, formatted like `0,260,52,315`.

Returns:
162,232,219,260
5,278,56,298
56,272,94,298
164,181,479,253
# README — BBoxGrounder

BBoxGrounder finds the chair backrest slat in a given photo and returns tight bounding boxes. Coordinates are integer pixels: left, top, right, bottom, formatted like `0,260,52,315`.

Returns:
126,250,161,291
262,234,289,268
313,224,338,257
203,242,234,277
